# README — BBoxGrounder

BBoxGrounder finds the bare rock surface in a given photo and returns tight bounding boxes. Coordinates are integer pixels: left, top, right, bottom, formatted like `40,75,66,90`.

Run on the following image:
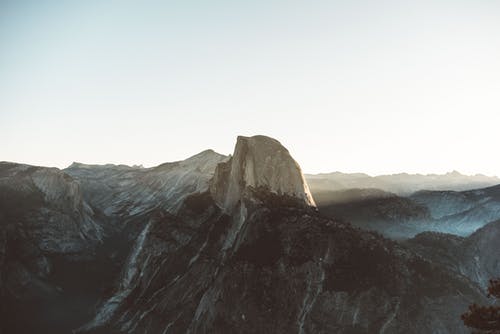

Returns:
210,135,315,213
65,150,228,217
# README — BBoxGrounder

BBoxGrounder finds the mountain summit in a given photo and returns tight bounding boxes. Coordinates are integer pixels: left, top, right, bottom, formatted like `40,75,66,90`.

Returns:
210,135,316,212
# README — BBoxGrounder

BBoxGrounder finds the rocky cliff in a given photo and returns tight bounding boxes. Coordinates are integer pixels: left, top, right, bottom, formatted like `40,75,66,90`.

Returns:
77,136,486,334
0,162,106,333
210,135,315,213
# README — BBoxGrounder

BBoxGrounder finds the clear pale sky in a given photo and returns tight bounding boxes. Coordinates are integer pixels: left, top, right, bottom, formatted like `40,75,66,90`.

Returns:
1,0,499,175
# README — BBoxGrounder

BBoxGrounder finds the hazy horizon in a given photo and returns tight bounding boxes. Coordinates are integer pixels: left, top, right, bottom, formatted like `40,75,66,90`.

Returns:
2,1,499,175
3,149,499,179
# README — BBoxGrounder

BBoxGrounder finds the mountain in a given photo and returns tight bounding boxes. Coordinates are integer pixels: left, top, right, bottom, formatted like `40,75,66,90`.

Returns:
65,149,228,217
0,150,228,334
0,162,104,250
1,135,497,333
407,219,500,289
314,184,500,239
410,185,500,235
76,136,486,334
306,171,500,195
314,188,432,239
210,135,315,212
0,162,107,333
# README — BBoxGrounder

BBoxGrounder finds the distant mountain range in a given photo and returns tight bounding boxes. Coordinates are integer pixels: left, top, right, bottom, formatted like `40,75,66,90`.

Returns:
309,171,500,239
306,171,500,195
313,184,500,239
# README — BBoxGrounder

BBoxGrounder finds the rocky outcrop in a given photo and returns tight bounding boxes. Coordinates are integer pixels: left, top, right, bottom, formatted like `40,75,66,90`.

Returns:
210,135,315,213
0,162,103,256
0,162,108,333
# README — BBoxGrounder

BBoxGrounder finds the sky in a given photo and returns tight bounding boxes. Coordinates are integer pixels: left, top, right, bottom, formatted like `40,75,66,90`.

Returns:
1,0,499,175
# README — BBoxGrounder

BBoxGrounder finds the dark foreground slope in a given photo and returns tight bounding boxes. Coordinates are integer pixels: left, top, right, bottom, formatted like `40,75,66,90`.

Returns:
80,190,485,334
0,162,108,333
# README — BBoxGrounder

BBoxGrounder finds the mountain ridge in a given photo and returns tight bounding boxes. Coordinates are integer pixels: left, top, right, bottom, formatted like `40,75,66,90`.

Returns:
75,135,487,334
1,135,498,333
306,170,500,195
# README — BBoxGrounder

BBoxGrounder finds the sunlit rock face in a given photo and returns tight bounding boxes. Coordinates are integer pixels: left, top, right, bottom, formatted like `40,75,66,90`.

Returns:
210,135,316,213
65,149,228,217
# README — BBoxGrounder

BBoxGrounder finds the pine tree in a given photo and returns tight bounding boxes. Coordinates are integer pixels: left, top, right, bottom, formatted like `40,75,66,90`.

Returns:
462,278,500,333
